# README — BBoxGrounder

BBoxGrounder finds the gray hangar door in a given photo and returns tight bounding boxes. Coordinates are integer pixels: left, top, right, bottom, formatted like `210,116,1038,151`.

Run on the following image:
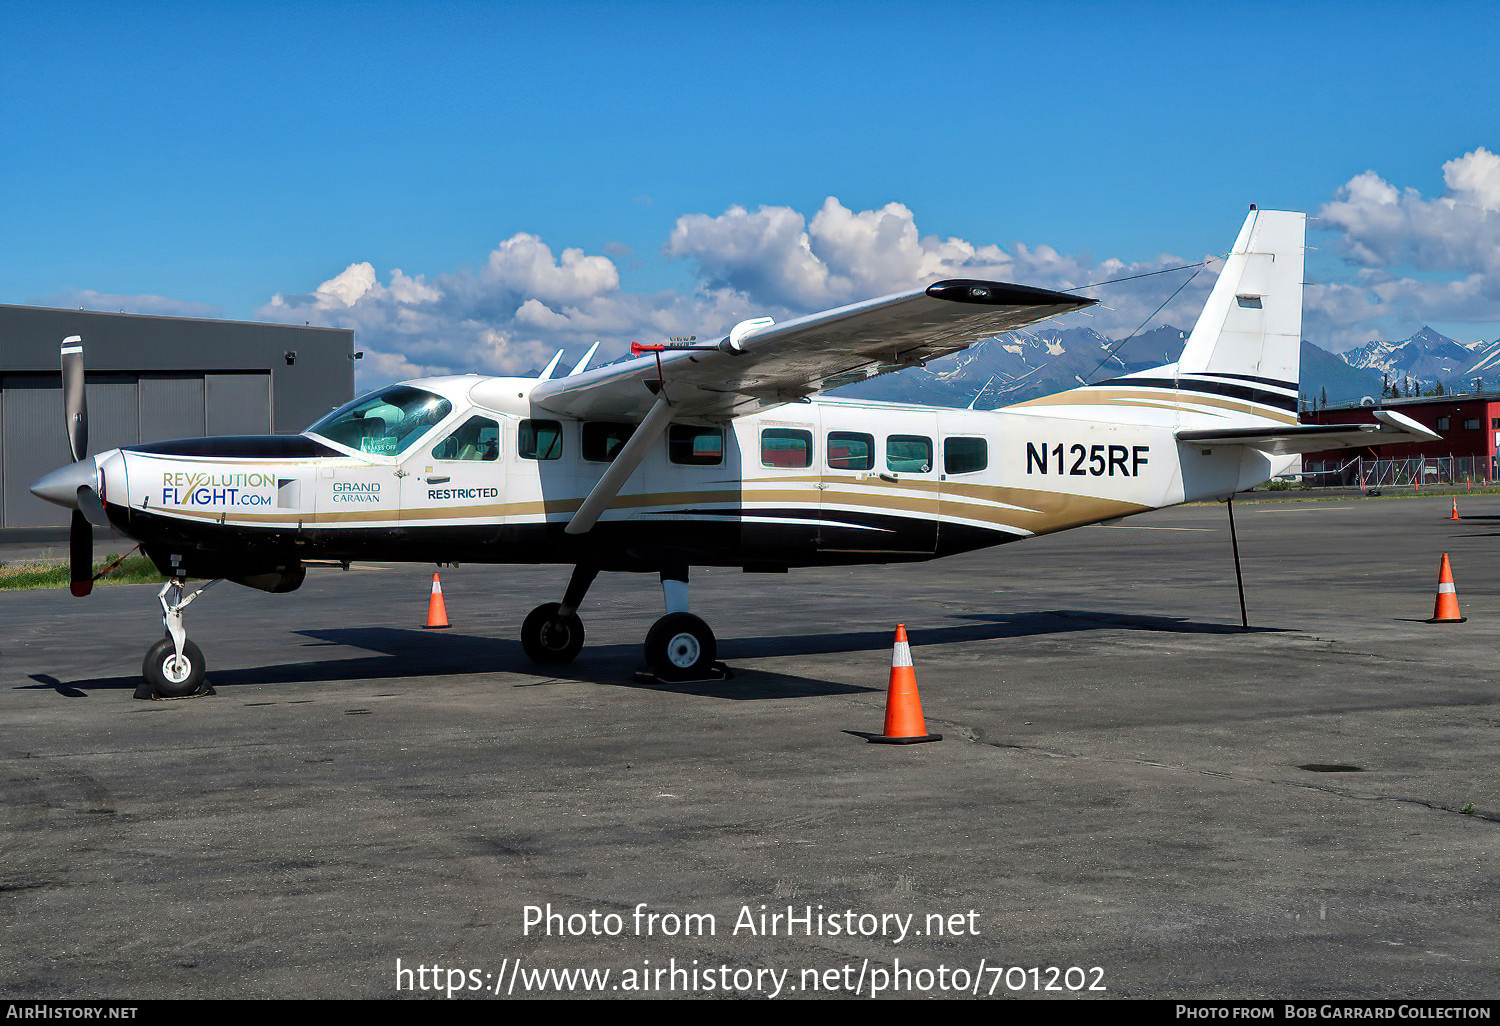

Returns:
2,375,139,528
138,375,205,442
205,373,271,435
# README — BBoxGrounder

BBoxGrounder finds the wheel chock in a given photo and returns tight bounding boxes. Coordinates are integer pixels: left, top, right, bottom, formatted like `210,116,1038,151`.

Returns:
134,682,217,700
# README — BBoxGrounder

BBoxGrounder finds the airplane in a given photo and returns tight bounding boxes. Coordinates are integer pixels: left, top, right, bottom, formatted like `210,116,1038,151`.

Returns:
30,207,1438,698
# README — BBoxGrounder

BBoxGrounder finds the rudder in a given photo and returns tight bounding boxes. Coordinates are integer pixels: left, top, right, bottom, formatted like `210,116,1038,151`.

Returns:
1176,208,1306,387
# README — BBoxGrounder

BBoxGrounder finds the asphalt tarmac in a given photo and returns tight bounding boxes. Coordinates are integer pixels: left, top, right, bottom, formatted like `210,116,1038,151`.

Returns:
2,492,1497,999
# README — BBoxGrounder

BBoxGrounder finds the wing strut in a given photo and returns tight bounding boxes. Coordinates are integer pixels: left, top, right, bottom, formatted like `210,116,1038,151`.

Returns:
564,391,675,536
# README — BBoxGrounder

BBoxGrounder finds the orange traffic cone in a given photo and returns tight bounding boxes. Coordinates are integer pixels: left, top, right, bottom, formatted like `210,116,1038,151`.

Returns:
866,625,941,744
424,572,450,629
1449,498,1462,520
1426,554,1466,624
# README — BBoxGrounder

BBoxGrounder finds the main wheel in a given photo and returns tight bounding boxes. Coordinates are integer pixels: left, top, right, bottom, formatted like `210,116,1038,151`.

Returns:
521,602,585,664
142,637,206,697
643,612,717,681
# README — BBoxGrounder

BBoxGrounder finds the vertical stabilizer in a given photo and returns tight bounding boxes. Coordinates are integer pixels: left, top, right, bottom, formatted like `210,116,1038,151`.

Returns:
1176,208,1305,387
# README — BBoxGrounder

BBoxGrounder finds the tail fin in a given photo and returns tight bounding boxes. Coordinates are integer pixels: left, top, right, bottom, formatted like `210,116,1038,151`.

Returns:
1176,208,1305,387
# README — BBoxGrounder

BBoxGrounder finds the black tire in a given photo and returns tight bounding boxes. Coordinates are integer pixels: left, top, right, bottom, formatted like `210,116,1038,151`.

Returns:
521,602,585,664
142,637,206,697
643,612,717,681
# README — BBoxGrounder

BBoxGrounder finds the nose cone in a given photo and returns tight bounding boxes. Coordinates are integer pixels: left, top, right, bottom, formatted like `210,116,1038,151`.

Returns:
30,459,97,509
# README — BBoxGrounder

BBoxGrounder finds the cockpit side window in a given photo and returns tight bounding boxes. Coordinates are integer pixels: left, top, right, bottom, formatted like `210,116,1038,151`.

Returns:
433,416,501,462
308,386,453,456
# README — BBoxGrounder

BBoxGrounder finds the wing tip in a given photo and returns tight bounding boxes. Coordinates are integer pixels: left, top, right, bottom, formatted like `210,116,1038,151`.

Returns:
925,279,1096,309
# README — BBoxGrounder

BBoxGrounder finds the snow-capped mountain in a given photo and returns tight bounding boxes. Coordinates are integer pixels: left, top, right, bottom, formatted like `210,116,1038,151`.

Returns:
1461,338,1500,381
1342,327,1480,388
835,324,1195,407
832,324,1387,409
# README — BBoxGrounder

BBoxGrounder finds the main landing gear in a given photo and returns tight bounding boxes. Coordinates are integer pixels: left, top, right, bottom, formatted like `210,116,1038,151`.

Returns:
519,564,730,682
139,568,219,699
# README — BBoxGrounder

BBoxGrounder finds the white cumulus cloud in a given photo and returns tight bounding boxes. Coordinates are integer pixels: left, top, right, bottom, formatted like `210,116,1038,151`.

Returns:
1312,147,1500,343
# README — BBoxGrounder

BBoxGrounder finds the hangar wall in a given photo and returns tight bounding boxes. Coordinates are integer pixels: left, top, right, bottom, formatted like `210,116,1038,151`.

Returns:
0,304,355,530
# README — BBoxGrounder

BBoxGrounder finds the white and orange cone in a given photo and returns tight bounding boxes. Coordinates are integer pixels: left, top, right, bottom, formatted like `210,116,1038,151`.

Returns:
1449,498,1462,521
1426,553,1466,624
866,624,941,744
424,572,450,629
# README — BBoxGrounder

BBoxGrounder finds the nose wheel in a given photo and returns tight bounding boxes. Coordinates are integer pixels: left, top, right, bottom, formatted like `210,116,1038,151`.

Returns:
143,637,206,695
140,573,219,698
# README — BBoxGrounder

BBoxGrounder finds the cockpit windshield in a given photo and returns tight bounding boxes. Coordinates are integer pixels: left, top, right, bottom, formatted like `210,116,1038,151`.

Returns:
307,385,453,457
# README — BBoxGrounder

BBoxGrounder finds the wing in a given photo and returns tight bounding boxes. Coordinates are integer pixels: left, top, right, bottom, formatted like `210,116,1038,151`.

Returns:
1178,410,1440,455
529,279,1094,420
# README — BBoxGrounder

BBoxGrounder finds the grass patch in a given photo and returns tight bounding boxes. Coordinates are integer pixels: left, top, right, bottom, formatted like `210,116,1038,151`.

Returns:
0,555,166,591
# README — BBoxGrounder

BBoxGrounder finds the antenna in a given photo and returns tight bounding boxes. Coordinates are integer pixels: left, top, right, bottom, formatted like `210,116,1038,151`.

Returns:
538,350,565,380
567,342,601,377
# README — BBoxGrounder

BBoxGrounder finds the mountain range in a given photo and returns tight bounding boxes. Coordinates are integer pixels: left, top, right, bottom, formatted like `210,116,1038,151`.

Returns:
830,324,1500,410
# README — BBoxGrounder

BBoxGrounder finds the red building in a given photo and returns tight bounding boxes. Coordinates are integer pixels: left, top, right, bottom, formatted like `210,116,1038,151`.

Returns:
1302,394,1500,485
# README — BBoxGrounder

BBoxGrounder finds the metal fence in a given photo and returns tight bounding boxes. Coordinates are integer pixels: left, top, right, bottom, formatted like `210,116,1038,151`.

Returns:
1301,455,1495,488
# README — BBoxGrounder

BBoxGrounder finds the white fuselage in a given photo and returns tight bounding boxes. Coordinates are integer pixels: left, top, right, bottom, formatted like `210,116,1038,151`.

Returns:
90,370,1295,577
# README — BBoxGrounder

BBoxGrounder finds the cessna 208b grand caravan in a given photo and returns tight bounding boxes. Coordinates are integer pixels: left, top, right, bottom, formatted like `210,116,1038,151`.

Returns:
32,208,1435,696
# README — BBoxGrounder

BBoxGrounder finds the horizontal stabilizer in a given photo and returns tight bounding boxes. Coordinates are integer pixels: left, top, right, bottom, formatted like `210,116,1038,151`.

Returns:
1177,410,1440,455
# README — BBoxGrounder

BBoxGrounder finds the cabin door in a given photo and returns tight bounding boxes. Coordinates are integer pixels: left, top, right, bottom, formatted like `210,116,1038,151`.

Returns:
819,411,939,555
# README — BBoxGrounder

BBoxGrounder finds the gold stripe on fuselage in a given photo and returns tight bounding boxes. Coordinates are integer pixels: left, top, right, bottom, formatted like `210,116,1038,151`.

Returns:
1008,387,1299,424
137,479,1148,539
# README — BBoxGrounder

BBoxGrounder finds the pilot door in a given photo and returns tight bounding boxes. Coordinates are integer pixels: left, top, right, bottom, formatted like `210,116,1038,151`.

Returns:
400,413,506,541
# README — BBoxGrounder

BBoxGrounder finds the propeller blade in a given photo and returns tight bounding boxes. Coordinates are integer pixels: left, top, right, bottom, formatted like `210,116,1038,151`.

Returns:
69,509,93,597
77,485,109,528
61,336,87,463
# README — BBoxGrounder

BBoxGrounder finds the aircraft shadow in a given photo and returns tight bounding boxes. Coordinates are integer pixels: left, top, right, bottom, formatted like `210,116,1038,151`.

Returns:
20,610,1281,700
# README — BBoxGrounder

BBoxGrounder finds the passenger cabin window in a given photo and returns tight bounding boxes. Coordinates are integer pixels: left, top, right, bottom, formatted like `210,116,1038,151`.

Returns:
1464,419,1481,431
518,419,563,460
308,385,452,457
516,420,564,462
433,416,500,461
582,422,635,462
669,425,724,466
944,436,988,475
761,428,812,468
1437,417,1451,431
887,435,933,474
827,431,874,471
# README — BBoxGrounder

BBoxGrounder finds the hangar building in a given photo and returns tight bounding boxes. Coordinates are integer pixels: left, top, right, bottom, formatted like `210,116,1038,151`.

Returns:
1302,391,1500,484
1,304,355,531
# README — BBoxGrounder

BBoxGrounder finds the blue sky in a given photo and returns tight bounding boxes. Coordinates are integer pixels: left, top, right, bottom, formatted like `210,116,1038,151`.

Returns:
4,1,1498,384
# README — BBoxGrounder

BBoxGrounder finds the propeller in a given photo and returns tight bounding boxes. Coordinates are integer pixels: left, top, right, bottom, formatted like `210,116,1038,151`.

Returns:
60,337,94,597
62,336,87,462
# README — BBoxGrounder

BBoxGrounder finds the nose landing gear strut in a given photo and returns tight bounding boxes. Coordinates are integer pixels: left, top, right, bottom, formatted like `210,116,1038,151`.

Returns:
138,567,219,699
